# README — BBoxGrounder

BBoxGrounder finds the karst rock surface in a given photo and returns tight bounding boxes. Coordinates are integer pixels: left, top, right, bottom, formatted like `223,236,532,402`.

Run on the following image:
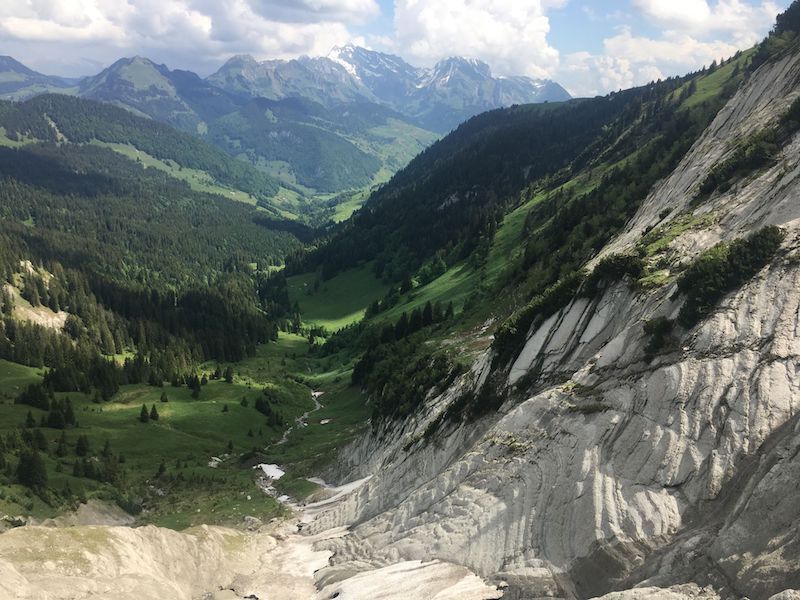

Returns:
305,49,800,599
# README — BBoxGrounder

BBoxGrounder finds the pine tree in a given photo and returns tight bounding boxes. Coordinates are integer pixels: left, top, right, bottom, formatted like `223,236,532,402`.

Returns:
101,440,112,457
63,399,75,426
76,434,90,457
394,312,409,339
224,366,234,384
409,308,423,333
33,428,48,451
149,404,159,421
222,404,229,413
17,449,47,489
24,410,35,428
156,460,166,478
139,404,149,423
55,432,68,457
160,391,168,403
422,301,433,327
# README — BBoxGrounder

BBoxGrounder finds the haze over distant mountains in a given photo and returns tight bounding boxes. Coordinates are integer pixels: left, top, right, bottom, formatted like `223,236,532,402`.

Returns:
208,45,570,132
0,48,569,197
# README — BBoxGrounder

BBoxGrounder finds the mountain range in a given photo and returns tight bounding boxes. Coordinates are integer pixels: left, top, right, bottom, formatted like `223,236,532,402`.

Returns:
208,45,570,132
0,49,569,200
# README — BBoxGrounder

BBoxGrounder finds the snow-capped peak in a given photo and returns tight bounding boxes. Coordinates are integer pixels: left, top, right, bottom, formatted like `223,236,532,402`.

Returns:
327,45,360,79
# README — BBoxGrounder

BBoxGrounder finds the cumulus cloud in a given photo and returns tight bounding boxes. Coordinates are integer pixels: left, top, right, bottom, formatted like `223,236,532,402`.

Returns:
0,0,376,75
634,0,779,39
557,1,783,97
391,0,563,78
558,28,739,97
0,0,787,95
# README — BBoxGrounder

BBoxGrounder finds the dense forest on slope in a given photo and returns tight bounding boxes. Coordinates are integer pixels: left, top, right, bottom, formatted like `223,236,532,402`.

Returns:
208,97,382,192
0,99,307,371
0,96,314,517
297,57,743,283
0,143,297,285
0,95,281,202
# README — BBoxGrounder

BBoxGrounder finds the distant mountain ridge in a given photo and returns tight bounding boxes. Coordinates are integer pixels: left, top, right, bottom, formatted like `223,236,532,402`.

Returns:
0,50,569,199
0,56,77,99
210,45,571,132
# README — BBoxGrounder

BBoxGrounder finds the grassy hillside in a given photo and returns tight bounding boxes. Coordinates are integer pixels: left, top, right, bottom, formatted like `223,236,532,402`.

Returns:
287,265,391,331
0,332,370,528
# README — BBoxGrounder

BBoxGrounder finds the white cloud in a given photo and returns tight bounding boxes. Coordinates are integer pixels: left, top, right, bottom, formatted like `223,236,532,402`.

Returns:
633,0,779,39
246,0,380,23
0,0,376,76
391,0,562,78
0,0,787,96
557,27,740,97
556,1,784,97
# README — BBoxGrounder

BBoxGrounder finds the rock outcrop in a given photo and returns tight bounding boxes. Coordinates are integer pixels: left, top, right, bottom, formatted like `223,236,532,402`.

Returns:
305,47,800,599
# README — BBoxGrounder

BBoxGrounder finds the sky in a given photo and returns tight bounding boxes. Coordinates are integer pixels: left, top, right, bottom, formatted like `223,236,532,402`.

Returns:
0,0,791,96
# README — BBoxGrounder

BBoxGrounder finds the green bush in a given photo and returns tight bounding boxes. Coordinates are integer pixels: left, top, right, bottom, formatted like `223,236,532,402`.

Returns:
643,316,675,355
697,130,779,197
567,401,609,415
493,271,584,363
582,253,644,296
677,226,784,326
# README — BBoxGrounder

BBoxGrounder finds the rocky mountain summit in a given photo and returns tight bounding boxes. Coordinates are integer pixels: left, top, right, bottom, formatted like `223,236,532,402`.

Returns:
209,45,570,132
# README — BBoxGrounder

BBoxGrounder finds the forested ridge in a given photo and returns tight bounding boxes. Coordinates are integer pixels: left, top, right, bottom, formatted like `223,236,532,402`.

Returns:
207,96,383,192
297,60,744,283
0,94,281,202
0,97,308,385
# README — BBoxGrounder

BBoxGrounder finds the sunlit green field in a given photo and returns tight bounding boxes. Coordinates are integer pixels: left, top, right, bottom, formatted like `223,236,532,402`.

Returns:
287,264,391,332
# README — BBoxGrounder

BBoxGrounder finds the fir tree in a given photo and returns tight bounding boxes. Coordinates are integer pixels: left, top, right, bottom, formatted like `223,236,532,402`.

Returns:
139,404,149,423
17,449,47,489
149,404,159,421
76,434,90,457
55,432,68,457
33,428,48,451
422,301,433,327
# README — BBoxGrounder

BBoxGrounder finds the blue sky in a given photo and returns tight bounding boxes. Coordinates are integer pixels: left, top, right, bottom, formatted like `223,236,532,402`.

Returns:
0,0,791,96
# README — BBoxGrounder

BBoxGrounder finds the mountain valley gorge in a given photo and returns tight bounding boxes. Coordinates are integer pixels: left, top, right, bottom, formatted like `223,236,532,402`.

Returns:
1,4,800,600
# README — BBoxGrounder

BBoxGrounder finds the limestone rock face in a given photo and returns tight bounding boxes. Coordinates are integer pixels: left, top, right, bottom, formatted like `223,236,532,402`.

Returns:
308,50,800,599
0,525,257,600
